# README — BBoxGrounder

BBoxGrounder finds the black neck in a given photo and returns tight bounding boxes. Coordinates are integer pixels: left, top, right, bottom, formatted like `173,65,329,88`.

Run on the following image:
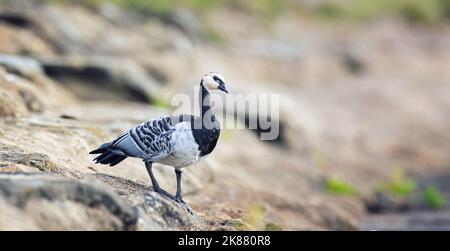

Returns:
199,82,213,118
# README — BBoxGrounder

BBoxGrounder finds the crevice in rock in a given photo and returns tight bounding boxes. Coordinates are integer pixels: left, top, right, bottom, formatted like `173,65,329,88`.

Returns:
41,63,150,103
240,113,287,148
0,12,33,28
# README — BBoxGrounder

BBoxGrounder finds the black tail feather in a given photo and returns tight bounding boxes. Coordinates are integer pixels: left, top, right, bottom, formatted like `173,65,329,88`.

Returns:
94,151,113,163
109,155,127,166
92,148,127,166
89,142,112,154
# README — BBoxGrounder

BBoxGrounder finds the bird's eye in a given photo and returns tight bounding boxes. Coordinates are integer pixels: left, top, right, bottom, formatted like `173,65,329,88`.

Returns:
213,76,225,86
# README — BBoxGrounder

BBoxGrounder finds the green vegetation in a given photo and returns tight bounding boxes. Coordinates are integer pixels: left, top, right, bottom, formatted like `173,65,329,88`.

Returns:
43,0,287,18
264,222,284,231
150,95,171,109
42,0,214,16
239,203,266,230
423,185,447,209
41,0,450,24
317,0,450,23
236,203,285,230
110,0,219,16
382,168,417,197
20,153,59,173
325,176,358,196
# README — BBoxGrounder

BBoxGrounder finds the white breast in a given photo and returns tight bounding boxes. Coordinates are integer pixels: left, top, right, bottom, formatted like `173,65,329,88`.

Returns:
156,122,200,168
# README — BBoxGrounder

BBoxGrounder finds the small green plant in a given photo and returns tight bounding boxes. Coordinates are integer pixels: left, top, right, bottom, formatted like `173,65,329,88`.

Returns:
264,222,284,231
385,168,417,197
423,185,447,209
237,203,267,230
149,95,171,109
325,176,358,196
317,0,450,23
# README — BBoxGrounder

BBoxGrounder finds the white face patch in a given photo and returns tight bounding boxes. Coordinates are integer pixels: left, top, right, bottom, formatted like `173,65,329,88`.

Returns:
202,72,225,91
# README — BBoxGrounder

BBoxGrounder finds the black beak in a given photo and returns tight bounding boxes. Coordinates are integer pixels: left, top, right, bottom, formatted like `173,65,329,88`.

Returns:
218,83,228,93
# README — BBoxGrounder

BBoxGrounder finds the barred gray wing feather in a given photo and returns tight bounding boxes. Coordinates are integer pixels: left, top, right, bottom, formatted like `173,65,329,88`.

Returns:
124,115,176,161
109,131,144,157
90,116,179,165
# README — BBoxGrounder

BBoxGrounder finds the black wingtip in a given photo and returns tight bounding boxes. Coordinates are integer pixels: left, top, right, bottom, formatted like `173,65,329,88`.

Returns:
91,150,127,166
90,142,113,155
89,149,103,154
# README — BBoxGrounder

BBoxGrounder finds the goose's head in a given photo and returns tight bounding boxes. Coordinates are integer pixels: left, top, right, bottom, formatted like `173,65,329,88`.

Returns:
201,72,228,93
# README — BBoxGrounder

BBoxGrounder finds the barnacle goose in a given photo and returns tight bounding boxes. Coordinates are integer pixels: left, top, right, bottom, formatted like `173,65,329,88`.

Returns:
90,72,228,212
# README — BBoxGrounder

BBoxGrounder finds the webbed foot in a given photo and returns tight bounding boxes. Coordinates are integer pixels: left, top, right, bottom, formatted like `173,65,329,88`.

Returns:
175,194,193,214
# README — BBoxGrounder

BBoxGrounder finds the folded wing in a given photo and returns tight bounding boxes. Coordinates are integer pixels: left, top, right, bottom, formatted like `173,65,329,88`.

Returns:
90,116,177,164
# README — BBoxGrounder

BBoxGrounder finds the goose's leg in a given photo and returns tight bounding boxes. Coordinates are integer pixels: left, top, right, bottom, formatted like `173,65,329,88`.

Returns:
145,161,175,200
175,169,193,213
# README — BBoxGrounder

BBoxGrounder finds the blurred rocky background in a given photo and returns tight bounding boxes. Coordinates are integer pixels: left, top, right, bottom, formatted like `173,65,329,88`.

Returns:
1,0,450,230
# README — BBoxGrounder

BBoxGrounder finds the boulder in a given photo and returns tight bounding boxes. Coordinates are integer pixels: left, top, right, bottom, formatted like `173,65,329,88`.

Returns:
0,173,206,230
0,67,44,117
0,173,137,230
37,55,165,104
0,55,75,117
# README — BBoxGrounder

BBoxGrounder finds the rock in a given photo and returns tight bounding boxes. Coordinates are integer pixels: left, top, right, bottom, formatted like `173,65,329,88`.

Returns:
0,173,207,230
87,173,206,231
0,55,75,117
0,102,208,194
0,21,55,55
0,112,209,230
360,211,450,231
0,68,72,117
37,55,164,104
365,191,413,214
7,0,450,231
137,192,206,230
1,4,135,54
1,3,191,55
0,67,43,117
0,54,43,77
167,9,203,40
0,82,29,117
0,9,35,28
214,83,290,147
335,45,367,74
0,143,58,173
0,173,137,230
